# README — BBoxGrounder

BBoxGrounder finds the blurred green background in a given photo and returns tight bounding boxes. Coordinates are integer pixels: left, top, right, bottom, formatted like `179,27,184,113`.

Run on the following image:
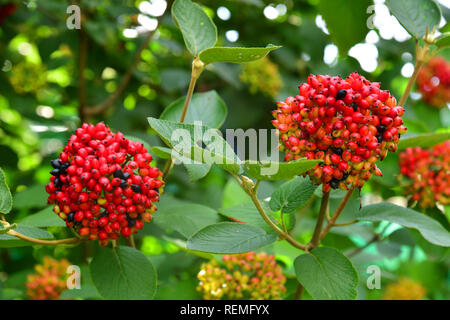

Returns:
0,0,448,300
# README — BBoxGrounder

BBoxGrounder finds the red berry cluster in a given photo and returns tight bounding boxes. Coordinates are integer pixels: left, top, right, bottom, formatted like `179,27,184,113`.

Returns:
45,122,164,246
272,73,407,192
417,56,450,108
399,141,450,208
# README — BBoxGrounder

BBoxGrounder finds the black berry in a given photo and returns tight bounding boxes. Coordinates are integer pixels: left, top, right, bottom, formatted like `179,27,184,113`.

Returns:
336,89,347,100
51,159,61,169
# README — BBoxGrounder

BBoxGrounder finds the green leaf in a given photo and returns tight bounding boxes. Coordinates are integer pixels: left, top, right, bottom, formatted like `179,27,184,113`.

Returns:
435,32,450,49
152,146,211,181
160,68,190,92
0,168,12,214
218,202,275,233
0,288,24,300
398,132,450,150
294,247,359,300
411,102,443,132
386,0,442,39
171,0,217,56
148,117,241,174
318,0,372,53
153,203,222,238
269,176,317,214
0,225,54,248
243,158,321,181
18,206,65,228
13,184,47,210
198,45,281,64
183,163,211,181
90,246,157,300
357,203,450,247
187,222,278,254
160,90,227,129
60,284,102,300
222,178,251,208
151,146,172,159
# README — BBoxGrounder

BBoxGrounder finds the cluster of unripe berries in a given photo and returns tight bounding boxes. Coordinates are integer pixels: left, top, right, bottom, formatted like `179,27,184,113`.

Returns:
240,56,283,98
272,73,407,192
197,252,286,300
26,257,70,300
45,122,164,246
382,278,426,300
417,56,450,108
398,141,450,208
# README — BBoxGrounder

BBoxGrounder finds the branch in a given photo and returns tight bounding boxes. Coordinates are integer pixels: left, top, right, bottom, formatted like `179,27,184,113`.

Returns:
237,176,308,251
84,30,155,117
398,39,430,107
293,283,304,300
127,235,136,248
347,234,379,258
1,219,82,245
319,187,355,241
78,25,88,123
308,191,330,249
162,57,205,180
6,230,81,245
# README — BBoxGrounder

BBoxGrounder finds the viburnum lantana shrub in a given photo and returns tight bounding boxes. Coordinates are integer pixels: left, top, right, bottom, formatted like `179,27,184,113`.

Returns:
398,141,450,208
197,252,286,300
382,278,427,300
272,72,407,193
417,56,450,107
26,257,71,300
2,0,450,302
45,122,164,246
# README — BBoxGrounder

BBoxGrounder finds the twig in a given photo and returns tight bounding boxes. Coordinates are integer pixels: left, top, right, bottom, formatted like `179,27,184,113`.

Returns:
333,219,358,227
347,234,379,258
78,25,88,123
2,219,82,245
398,39,430,107
6,229,81,245
294,283,304,300
236,175,308,251
308,191,330,249
127,235,136,248
280,211,287,233
84,31,155,117
162,58,205,180
319,188,355,241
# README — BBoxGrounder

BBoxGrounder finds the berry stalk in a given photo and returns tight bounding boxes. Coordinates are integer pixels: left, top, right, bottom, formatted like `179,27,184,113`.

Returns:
163,57,205,179
308,191,330,249
398,39,431,107
319,187,355,241
238,175,309,251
